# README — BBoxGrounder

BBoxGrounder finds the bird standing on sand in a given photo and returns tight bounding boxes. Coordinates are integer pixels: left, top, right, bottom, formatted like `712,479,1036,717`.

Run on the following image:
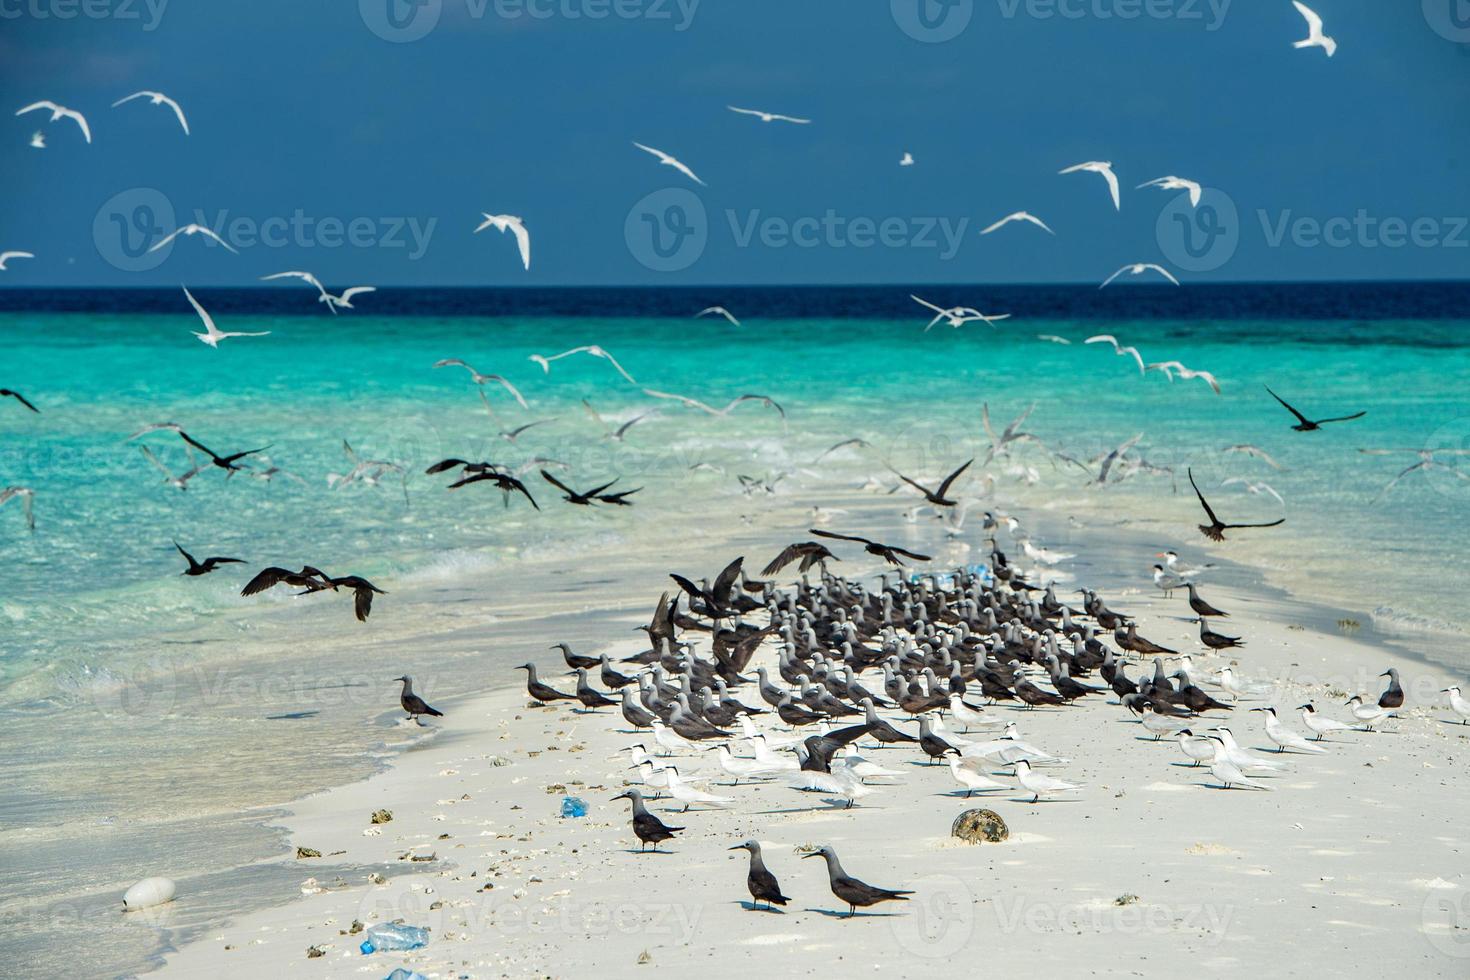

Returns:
729,840,790,910
802,845,912,917
1251,707,1326,754
1185,581,1229,617
1197,617,1244,650
516,663,577,704
1013,759,1081,802
393,676,443,723
573,669,618,711
1442,686,1470,725
174,542,243,576
612,788,683,852
1377,668,1405,709
1299,702,1354,741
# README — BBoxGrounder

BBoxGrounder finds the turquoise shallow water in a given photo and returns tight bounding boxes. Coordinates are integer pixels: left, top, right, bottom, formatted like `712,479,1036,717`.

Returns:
1,288,1469,975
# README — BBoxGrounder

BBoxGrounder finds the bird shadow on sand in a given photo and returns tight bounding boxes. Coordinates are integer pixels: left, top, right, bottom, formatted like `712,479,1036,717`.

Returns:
1009,796,1082,804
623,847,676,855
734,901,786,914
806,907,905,919
265,710,319,720
1437,720,1470,728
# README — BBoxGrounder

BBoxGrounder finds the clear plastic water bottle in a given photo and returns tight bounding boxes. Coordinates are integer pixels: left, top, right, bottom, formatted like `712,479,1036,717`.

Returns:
384,970,429,980
560,795,588,818
359,922,430,954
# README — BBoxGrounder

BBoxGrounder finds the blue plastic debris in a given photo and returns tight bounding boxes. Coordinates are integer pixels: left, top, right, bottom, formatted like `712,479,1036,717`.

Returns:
560,795,588,818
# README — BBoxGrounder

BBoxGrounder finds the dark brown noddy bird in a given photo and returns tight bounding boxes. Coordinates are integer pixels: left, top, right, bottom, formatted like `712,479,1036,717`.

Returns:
612,788,682,852
729,840,790,911
393,675,442,722
1265,385,1366,432
801,845,912,917
174,541,243,576
516,663,577,704
1189,468,1284,542
810,529,932,567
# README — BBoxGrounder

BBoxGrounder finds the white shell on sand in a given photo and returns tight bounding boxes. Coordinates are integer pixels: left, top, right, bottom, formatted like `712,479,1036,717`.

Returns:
122,877,176,911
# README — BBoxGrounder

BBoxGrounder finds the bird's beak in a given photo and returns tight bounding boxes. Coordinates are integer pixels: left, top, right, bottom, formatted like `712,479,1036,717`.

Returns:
1249,707,1265,713
800,851,819,860
727,844,744,851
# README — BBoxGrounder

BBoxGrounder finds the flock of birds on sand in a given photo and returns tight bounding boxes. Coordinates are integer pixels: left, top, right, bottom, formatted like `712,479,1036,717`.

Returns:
5,0,1470,925
379,520,1466,917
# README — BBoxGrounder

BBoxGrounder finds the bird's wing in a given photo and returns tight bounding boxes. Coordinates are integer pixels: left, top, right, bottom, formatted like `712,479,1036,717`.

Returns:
241,566,294,596
177,430,220,460
1317,410,1366,425
723,394,784,418
162,95,189,134
488,375,528,409
1099,266,1129,289
592,348,637,384
1100,166,1121,209
1221,518,1286,531
1024,214,1056,234
508,219,531,270
936,459,975,497
727,106,761,117
910,295,947,315
181,286,216,335
338,286,376,302
1188,469,1222,525
1085,334,1119,349
59,107,91,142
111,91,149,107
1146,264,1181,285
16,100,58,115
174,541,195,563
540,469,576,495
261,271,327,295
1264,386,1311,426
613,412,653,439
810,529,871,545
1293,1,1323,34
980,214,1016,235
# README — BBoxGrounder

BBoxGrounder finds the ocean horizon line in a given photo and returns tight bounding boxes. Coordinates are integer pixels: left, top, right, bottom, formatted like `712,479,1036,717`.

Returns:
3,279,1469,320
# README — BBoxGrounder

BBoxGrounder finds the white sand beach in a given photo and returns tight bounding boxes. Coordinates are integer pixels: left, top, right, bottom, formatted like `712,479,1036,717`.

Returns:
148,495,1470,979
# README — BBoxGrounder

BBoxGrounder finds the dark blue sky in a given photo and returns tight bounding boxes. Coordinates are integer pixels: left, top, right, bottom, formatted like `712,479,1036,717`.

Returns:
4,1,1470,287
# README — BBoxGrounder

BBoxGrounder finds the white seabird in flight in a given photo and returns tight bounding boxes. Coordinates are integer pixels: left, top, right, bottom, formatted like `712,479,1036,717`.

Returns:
727,105,810,124
1101,263,1180,288
1292,2,1337,57
111,90,190,134
0,487,35,530
696,306,741,326
150,224,239,254
1138,175,1203,208
1085,334,1146,374
432,358,529,409
1059,161,1121,210
530,346,637,385
475,214,531,270
899,152,915,167
980,211,1055,236
15,100,91,143
181,286,269,348
632,142,706,186
29,131,44,149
